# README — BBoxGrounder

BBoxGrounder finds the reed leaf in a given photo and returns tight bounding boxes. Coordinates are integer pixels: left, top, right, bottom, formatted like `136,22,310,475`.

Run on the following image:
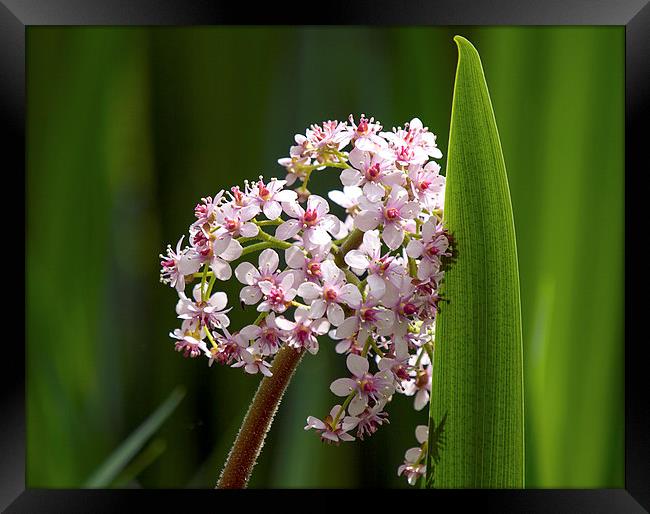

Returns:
426,36,524,488
84,386,185,487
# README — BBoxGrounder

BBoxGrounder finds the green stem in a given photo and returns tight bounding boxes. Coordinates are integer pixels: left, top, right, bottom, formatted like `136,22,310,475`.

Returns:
216,346,305,489
334,228,364,268
332,392,355,427
369,338,386,357
255,219,283,227
206,273,217,297
240,242,276,257
254,229,293,249
200,263,210,301
344,268,361,287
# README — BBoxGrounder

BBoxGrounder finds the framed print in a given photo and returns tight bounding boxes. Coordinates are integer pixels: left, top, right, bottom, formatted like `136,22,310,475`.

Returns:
3,1,648,511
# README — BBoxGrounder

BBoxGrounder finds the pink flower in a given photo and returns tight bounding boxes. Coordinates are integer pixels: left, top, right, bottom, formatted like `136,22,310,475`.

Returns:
297,260,362,326
160,114,456,476
213,203,259,239
340,147,403,202
284,245,329,285
251,177,298,220
159,236,202,292
380,280,418,335
381,117,443,167
330,353,395,415
169,320,207,359
403,362,432,411
331,331,365,355
176,284,231,330
226,184,255,210
406,218,451,280
411,277,444,325
233,347,273,377
305,405,359,444
203,337,239,366
276,195,340,250
355,401,390,440
354,187,420,250
378,345,412,389
344,230,408,298
249,313,286,356
204,325,253,366
335,295,396,343
275,307,329,354
257,273,297,314
277,155,311,186
348,113,386,152
398,425,429,485
302,120,352,162
207,232,243,281
328,185,363,239
192,191,224,228
235,249,283,305
235,248,295,305
408,161,445,209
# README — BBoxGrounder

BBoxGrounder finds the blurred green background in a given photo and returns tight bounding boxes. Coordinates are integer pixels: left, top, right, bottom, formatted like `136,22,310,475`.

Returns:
26,26,624,488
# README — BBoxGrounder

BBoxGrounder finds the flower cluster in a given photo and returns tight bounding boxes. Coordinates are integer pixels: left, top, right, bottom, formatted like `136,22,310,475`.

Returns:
160,114,455,485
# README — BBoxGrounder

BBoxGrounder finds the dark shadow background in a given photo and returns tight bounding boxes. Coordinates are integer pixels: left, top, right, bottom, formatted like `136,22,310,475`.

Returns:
26,26,624,488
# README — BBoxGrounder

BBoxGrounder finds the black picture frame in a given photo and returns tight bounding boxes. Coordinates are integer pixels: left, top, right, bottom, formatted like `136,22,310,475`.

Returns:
3,1,647,511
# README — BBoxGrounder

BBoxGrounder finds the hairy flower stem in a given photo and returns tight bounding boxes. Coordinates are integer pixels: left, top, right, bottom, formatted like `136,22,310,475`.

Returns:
216,345,304,489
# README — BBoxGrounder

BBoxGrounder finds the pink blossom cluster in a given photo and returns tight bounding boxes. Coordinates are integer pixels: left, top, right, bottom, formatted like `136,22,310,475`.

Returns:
159,115,455,485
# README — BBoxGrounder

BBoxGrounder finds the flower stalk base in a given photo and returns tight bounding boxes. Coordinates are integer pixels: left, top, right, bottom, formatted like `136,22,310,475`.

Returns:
216,345,304,489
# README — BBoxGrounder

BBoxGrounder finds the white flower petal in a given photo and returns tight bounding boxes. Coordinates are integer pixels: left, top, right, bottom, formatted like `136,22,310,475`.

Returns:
400,201,420,219
275,189,298,202
263,201,282,220
335,317,359,339
258,280,275,295
330,378,357,396
344,250,370,270
210,258,232,281
297,281,321,300
308,226,331,246
367,274,386,299
415,425,429,444
240,285,262,305
209,291,228,311
354,210,381,232
221,239,243,261
308,299,327,319
406,239,424,258
382,223,404,250
338,284,362,308
349,394,367,416
285,245,304,268
363,181,385,202
240,222,259,238
305,416,326,430
327,303,345,326
275,220,301,241
311,317,330,335
347,353,369,377
259,248,279,273
414,390,429,411
235,262,258,285
340,168,362,187
274,316,295,331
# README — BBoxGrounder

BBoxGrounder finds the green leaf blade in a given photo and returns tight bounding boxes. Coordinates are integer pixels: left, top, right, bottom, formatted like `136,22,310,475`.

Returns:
427,36,524,488
84,386,185,488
